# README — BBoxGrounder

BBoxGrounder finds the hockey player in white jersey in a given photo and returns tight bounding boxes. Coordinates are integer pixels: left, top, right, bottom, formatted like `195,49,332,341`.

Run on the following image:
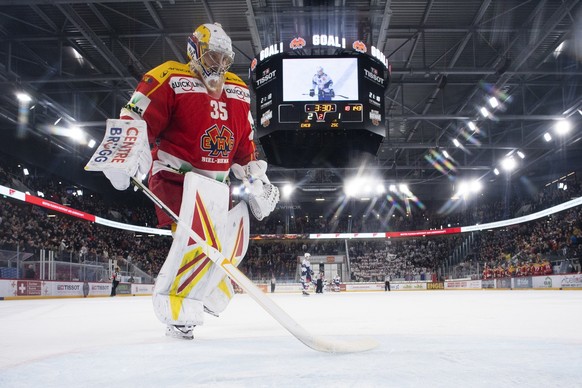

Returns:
300,253,313,296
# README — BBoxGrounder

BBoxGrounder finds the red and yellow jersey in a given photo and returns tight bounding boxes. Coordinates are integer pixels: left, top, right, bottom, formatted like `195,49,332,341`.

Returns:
121,61,257,226
121,60,256,181
543,261,552,275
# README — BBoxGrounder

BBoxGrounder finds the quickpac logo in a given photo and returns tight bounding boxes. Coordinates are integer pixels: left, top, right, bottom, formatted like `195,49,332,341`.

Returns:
364,68,385,86
201,125,234,157
224,85,250,103
170,77,205,94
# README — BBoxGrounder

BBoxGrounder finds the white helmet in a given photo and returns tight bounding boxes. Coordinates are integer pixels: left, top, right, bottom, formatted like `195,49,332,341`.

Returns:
187,23,235,98
304,252,311,258
316,66,324,74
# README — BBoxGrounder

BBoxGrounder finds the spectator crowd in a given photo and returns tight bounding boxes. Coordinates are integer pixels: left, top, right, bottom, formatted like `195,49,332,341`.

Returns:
1,152,581,283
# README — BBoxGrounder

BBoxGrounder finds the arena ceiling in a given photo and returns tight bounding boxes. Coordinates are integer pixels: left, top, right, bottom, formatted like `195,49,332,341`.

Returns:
0,0,581,212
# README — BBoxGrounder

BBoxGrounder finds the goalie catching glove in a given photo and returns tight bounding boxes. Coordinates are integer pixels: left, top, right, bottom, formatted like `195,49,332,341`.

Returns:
85,119,152,191
231,160,279,221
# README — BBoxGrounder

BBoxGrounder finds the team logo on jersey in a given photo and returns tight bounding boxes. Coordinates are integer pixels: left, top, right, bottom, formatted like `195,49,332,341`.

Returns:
201,125,234,157
289,37,306,50
170,76,206,94
123,92,151,116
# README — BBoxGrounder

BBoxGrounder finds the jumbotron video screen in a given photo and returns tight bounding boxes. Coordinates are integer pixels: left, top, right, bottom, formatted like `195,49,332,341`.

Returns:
250,45,389,168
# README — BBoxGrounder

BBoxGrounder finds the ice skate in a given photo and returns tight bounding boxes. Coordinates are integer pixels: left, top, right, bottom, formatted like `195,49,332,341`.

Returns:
165,325,194,340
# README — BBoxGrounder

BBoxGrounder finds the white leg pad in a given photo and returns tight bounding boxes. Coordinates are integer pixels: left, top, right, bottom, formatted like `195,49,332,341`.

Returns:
152,293,204,326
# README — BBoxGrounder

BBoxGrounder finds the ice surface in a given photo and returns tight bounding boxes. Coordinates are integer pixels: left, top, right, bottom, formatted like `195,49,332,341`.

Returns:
1,290,581,387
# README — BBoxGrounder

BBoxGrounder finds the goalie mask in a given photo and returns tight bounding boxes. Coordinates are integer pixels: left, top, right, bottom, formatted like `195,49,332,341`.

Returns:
187,23,235,99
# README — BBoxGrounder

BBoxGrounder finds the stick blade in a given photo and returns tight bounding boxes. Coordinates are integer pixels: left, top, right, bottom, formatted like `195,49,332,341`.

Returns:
302,335,378,354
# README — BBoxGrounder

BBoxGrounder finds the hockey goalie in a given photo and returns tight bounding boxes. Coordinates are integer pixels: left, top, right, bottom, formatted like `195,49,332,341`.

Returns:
86,22,279,340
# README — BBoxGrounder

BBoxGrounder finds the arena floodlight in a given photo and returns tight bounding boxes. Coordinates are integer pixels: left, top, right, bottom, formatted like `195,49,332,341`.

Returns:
479,106,490,118
488,97,499,108
517,151,525,159
554,119,571,135
16,92,32,103
501,156,517,171
452,138,461,148
493,168,500,175
467,121,477,131
543,132,552,142
282,183,294,198
87,139,96,148
23,168,29,176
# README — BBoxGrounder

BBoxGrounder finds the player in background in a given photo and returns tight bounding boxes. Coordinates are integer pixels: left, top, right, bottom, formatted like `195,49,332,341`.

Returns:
309,66,334,101
300,253,313,296
332,273,341,292
101,22,279,340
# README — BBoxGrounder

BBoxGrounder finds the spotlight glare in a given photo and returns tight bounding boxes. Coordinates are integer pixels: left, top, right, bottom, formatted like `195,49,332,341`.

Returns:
471,180,482,193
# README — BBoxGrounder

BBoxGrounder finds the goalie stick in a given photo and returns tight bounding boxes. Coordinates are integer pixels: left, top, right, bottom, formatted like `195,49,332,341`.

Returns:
130,176,377,353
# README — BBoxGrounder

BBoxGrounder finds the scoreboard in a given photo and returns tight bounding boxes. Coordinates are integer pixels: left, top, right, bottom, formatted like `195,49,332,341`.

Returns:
251,51,389,167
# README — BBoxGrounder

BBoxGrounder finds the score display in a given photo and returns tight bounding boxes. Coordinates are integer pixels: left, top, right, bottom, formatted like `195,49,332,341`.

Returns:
251,52,389,168
278,103,363,127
